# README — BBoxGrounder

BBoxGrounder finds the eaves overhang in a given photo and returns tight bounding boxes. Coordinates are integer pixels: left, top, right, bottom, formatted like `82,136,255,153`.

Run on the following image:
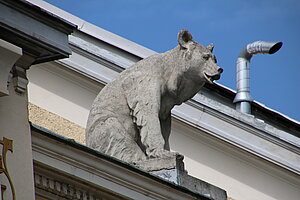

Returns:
26,0,156,59
204,83,300,138
0,0,76,64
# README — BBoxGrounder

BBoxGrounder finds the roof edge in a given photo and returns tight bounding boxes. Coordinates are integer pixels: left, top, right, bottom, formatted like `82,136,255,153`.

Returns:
26,0,157,59
205,83,300,136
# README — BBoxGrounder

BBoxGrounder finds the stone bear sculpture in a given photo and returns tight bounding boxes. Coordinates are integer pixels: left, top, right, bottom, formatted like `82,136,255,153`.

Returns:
86,30,223,163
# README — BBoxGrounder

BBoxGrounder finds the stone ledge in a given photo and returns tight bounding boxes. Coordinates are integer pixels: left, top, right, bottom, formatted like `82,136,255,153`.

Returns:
132,154,184,172
132,154,227,200
179,171,227,200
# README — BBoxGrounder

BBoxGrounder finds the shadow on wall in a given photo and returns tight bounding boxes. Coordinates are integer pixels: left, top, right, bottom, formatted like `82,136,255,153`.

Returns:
27,62,103,112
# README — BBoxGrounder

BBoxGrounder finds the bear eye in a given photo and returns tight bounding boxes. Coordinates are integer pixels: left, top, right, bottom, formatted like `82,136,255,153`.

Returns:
202,54,210,60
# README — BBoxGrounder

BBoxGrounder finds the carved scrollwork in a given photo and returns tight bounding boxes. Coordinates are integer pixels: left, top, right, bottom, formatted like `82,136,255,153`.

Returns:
0,137,15,200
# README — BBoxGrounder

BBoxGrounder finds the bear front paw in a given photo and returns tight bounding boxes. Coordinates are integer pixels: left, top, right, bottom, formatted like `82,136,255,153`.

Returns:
147,149,178,159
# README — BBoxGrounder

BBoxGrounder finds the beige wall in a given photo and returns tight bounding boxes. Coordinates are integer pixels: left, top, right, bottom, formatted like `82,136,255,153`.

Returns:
28,103,86,144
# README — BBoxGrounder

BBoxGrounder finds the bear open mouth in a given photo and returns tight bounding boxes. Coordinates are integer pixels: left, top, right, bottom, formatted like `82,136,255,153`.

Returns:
203,72,220,84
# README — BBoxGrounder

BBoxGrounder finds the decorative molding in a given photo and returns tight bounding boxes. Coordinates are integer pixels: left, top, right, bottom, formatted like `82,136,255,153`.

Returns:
55,36,138,85
0,39,22,97
0,137,15,200
186,98,300,154
26,0,156,59
69,36,137,69
11,53,36,94
12,65,28,94
0,0,75,64
69,42,127,73
34,172,102,200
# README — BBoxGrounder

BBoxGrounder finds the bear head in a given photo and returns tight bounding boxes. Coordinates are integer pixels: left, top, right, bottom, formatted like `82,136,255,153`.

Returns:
178,29,223,84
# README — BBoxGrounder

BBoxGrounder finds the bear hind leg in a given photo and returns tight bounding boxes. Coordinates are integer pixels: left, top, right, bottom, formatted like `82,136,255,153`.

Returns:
87,117,147,163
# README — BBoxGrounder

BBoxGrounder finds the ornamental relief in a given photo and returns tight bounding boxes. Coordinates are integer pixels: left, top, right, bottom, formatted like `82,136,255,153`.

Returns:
0,137,15,200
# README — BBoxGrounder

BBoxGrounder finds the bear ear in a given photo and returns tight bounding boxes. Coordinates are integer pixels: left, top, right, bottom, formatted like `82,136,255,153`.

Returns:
207,43,214,52
178,29,193,49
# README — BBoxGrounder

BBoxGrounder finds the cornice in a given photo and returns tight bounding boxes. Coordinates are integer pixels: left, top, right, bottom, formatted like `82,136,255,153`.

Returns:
69,35,137,69
26,0,156,59
0,0,75,34
69,43,125,74
0,0,75,64
31,126,210,200
186,98,300,154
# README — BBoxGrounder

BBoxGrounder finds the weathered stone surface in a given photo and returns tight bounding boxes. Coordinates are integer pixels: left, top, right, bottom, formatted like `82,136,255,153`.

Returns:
86,30,223,163
134,154,227,200
133,154,184,184
132,153,184,172
179,172,227,200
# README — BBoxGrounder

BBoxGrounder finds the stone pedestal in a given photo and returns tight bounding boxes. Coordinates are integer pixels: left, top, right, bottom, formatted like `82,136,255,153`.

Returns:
133,154,227,200
133,154,185,184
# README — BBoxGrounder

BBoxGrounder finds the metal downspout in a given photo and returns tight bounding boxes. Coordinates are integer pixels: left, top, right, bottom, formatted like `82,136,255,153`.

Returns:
233,41,283,114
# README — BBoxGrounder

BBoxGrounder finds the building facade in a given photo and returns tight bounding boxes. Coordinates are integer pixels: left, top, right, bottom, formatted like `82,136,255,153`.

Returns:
0,0,299,199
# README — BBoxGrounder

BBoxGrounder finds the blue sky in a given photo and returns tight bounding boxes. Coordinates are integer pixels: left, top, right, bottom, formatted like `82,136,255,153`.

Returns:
45,0,300,122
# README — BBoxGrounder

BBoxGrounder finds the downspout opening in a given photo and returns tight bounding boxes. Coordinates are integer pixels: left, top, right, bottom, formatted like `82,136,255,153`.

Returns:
269,42,283,54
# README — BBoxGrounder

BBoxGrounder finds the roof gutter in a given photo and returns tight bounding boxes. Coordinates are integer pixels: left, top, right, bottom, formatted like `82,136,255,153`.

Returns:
233,41,283,114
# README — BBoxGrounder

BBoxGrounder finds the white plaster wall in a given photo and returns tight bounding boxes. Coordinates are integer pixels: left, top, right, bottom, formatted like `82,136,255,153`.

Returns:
170,120,300,200
27,62,102,127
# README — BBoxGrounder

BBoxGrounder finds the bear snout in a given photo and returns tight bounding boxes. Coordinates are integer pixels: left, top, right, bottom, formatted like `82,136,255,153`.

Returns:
218,68,223,74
